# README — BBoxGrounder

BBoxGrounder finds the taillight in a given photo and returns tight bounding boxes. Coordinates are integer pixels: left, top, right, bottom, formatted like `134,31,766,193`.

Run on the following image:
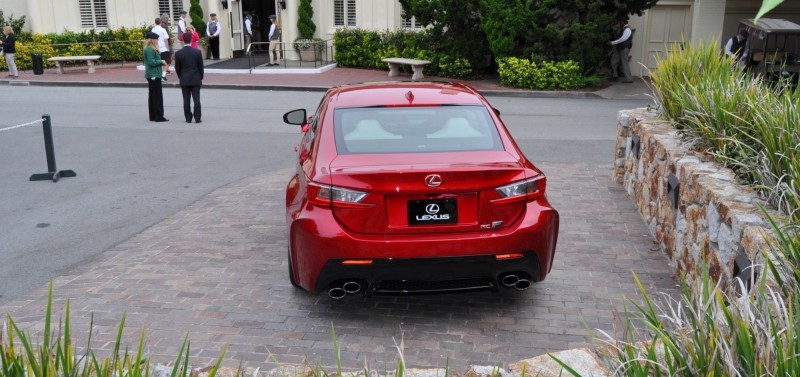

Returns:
492,176,545,203
308,182,371,208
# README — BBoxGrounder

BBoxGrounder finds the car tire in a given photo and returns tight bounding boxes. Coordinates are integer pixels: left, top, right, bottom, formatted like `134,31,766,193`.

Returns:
287,246,301,288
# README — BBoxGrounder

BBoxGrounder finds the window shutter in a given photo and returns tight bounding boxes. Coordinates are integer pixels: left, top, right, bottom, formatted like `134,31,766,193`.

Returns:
79,0,94,28
79,0,108,28
334,0,344,27
93,0,108,28
346,0,356,26
334,0,356,27
158,0,182,22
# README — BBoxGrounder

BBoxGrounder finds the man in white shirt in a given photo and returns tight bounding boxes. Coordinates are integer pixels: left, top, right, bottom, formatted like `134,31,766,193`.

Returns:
244,12,253,52
151,17,172,77
206,13,221,60
268,14,281,66
609,16,634,83
177,10,188,42
725,30,749,68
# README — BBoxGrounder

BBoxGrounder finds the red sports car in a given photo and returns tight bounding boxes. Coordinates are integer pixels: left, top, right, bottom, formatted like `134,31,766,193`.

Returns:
284,82,559,298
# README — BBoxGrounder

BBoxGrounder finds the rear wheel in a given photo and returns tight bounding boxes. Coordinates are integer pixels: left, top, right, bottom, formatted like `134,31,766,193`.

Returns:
287,246,301,288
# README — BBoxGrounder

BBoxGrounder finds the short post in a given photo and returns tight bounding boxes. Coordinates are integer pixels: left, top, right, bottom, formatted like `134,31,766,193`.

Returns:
29,114,77,183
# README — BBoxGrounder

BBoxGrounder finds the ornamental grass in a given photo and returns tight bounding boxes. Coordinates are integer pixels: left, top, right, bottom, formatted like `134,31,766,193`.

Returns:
649,39,800,221
575,40,800,376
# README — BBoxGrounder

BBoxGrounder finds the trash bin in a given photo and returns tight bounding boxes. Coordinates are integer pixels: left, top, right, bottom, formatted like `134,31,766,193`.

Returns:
31,52,44,75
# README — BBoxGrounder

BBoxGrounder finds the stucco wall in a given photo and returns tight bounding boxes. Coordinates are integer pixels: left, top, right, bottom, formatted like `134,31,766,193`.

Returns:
613,109,776,293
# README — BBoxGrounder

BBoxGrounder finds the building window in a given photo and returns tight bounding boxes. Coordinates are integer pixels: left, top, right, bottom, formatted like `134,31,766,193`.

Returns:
334,0,356,27
401,16,420,29
79,0,108,28
158,0,184,22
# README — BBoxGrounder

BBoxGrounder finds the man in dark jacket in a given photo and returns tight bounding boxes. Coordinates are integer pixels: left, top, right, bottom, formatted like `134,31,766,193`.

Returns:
174,33,205,123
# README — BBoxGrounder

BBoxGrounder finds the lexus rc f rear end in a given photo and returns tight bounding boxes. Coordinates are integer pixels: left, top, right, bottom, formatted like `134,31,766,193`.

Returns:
284,82,559,298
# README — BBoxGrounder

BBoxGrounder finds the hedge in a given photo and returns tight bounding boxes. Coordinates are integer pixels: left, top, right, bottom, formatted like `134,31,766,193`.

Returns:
333,28,472,79
0,26,149,72
497,57,599,90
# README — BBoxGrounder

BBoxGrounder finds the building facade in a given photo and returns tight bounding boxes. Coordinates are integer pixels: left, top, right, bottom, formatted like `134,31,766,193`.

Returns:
3,0,800,75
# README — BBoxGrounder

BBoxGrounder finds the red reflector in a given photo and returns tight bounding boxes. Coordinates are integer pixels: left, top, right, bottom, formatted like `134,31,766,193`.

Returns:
341,260,373,266
495,253,524,260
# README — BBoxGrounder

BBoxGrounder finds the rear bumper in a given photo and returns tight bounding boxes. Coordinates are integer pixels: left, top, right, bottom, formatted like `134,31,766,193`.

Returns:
318,253,542,294
289,199,559,293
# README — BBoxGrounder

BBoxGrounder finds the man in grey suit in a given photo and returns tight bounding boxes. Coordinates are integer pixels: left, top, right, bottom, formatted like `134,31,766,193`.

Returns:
175,33,204,123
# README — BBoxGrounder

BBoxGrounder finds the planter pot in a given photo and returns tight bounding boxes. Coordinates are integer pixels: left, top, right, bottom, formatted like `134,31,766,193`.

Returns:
298,47,320,62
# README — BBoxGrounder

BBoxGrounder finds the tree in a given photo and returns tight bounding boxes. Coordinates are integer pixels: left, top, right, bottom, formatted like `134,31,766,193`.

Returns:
0,9,26,34
189,0,205,39
400,0,658,74
297,0,316,39
399,0,490,71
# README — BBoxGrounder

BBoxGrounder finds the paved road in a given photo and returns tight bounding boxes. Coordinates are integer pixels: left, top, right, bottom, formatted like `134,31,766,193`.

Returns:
0,86,673,370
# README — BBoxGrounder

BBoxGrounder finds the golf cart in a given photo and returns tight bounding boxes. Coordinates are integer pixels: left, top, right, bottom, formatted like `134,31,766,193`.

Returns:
739,18,800,88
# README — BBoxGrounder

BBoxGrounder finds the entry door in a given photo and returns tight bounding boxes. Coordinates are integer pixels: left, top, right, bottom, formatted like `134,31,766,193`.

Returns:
231,0,243,51
642,5,692,74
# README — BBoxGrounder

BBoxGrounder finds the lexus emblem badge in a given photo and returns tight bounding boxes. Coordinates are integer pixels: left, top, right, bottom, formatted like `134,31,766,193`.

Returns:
425,204,440,214
425,174,442,187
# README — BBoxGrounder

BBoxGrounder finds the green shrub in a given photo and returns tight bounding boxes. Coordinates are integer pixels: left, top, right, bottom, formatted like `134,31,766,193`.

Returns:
333,28,472,78
497,57,588,89
0,26,150,72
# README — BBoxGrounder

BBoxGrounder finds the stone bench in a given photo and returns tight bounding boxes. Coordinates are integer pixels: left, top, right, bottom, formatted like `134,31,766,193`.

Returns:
382,57,431,81
46,55,102,74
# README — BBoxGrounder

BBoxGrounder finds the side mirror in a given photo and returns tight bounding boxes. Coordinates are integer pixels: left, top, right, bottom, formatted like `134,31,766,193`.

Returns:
283,109,307,125
493,108,501,116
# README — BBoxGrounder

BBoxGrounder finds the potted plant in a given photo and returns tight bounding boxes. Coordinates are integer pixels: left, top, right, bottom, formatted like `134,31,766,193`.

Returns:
293,0,322,61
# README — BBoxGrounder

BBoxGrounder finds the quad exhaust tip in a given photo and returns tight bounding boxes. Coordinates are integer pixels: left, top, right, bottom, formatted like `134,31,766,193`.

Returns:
328,287,347,299
342,281,361,294
328,280,362,299
500,273,532,290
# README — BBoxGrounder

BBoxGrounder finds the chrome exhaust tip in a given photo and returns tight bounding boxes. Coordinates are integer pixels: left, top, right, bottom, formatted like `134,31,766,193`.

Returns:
342,281,361,294
514,279,531,291
328,287,347,299
501,274,519,287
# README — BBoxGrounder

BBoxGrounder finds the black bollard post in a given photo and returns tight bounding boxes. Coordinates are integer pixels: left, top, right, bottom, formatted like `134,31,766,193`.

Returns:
29,114,77,183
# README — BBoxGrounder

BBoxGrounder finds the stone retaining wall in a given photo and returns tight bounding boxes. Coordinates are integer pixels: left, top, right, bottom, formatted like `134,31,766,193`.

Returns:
613,108,776,292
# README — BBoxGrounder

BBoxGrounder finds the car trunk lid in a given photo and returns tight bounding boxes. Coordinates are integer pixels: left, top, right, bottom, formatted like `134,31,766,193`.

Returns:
329,151,528,235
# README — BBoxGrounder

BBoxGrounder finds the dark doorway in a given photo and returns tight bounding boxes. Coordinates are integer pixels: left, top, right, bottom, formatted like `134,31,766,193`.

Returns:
242,0,276,51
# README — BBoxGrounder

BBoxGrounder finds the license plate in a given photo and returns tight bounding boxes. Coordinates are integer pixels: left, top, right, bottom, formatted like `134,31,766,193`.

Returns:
407,199,458,225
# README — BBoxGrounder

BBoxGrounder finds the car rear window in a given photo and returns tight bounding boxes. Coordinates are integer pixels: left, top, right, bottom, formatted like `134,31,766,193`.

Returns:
333,105,504,154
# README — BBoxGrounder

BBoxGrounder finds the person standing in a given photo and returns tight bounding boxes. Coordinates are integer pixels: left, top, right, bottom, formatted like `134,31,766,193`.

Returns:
725,30,750,68
2,26,18,79
206,13,221,60
244,12,253,52
185,25,200,49
267,15,282,66
152,17,172,80
144,32,169,122
609,16,634,83
177,10,188,43
175,32,204,124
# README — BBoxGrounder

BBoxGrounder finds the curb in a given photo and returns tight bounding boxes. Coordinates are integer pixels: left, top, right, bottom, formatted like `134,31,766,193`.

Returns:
6,79,604,99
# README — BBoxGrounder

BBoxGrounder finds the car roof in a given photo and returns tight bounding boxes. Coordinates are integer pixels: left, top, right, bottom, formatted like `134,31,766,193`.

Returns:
740,18,800,34
327,81,486,108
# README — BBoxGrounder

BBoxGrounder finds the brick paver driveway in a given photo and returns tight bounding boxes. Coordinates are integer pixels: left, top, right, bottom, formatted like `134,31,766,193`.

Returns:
1,158,677,370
